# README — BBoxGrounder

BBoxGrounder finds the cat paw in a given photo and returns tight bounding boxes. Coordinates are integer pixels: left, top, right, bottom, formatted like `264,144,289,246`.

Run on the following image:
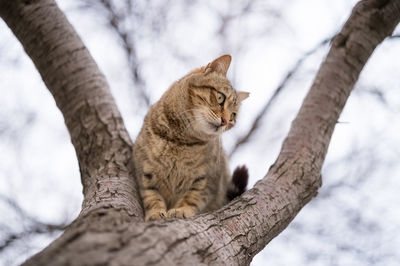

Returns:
145,209,167,222
167,207,196,219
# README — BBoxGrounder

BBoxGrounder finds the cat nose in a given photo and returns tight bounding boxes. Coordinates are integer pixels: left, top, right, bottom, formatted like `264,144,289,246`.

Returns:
221,117,227,126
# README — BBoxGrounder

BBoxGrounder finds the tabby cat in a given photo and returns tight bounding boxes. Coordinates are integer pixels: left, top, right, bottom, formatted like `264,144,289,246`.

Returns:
133,55,249,221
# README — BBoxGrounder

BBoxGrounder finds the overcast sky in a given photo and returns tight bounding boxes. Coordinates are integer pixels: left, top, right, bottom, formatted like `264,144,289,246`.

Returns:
1,0,400,265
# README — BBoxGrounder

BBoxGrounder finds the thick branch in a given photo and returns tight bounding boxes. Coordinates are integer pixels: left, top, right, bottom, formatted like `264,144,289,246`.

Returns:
0,0,142,219
99,0,400,264
1,0,399,265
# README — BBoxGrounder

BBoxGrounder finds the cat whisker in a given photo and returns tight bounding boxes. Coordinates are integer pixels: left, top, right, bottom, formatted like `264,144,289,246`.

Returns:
177,108,205,126
183,116,205,132
178,108,201,119
207,110,220,123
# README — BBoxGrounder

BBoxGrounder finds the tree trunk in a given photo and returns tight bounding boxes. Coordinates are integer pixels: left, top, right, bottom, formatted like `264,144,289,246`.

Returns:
0,0,399,265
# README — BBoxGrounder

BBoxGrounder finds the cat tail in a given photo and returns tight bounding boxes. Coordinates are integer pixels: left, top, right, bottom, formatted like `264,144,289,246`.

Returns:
226,165,249,201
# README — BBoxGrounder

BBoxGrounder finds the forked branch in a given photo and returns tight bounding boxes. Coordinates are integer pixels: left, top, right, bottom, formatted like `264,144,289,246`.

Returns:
0,0,399,265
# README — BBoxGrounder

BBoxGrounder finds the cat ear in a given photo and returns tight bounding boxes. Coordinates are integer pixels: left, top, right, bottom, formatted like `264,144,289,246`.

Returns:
204,54,231,76
237,91,249,102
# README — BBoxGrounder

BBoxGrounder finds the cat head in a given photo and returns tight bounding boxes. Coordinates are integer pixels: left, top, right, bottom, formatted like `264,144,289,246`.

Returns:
183,55,249,137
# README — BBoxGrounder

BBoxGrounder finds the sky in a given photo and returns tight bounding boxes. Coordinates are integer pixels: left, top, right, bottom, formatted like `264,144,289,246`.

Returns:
1,0,400,265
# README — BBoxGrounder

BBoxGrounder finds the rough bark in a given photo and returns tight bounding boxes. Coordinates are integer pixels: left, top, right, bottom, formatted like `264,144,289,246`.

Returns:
0,0,399,265
0,0,143,219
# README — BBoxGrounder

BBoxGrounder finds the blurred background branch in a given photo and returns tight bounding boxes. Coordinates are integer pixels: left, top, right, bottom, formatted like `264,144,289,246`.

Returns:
79,0,151,107
229,36,332,157
1,0,400,265
0,196,67,256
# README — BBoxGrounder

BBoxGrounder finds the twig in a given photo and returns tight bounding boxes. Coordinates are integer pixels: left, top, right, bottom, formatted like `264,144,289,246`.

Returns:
98,0,150,106
229,36,332,157
389,34,400,38
0,196,67,251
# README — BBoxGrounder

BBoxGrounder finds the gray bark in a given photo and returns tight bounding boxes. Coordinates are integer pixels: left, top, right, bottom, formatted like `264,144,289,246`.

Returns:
0,0,399,265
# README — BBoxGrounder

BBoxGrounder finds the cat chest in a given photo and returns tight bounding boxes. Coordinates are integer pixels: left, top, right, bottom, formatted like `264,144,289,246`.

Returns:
155,154,208,204
163,155,206,187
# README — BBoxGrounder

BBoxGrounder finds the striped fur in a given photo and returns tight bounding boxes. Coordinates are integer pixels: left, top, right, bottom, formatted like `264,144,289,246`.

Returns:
133,55,249,221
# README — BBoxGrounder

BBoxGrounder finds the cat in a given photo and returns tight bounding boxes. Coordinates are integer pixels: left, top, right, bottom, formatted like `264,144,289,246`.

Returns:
133,55,249,222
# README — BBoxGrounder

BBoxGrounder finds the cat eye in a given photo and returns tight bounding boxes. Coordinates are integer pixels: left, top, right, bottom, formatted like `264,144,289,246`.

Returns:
230,112,236,121
216,92,226,106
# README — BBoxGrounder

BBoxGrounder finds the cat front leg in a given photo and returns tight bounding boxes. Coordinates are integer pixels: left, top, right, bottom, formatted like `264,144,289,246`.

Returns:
167,176,209,219
141,186,167,222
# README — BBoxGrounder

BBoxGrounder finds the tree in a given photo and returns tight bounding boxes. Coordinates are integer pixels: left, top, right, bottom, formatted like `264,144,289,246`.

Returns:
0,0,399,265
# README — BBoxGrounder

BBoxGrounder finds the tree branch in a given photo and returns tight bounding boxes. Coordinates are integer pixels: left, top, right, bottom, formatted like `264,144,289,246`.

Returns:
0,196,67,251
0,223,65,252
1,0,399,265
0,0,142,220
108,1,400,264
